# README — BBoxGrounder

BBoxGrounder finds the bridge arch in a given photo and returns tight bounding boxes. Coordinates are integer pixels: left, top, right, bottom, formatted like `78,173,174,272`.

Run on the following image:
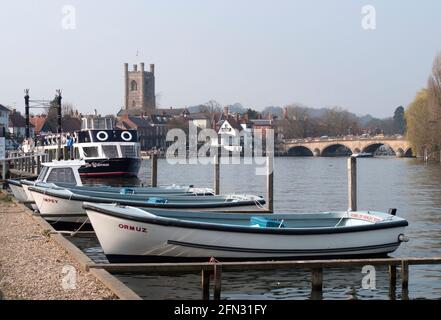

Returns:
287,146,314,156
404,147,414,157
362,143,396,156
321,144,353,157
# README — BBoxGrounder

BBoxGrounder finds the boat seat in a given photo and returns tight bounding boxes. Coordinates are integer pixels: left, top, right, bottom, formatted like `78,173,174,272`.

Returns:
250,216,285,228
147,197,168,204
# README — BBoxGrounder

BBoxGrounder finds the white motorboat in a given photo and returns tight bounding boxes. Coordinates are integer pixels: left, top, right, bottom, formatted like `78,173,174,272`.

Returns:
83,203,409,262
8,159,213,205
351,152,373,158
28,186,265,223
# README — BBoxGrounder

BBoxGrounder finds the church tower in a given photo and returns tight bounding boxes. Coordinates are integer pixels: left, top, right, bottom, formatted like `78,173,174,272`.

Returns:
124,62,156,111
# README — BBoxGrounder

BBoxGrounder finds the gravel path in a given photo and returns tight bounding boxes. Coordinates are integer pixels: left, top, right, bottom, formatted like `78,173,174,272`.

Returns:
0,193,117,300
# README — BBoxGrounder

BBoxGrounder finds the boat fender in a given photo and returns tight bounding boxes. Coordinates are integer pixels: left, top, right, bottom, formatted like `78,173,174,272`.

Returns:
398,234,409,242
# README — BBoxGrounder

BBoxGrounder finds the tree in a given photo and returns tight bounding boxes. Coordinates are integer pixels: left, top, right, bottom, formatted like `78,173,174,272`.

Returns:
245,108,260,120
406,52,441,158
427,52,441,147
393,106,406,134
203,100,222,113
405,89,434,157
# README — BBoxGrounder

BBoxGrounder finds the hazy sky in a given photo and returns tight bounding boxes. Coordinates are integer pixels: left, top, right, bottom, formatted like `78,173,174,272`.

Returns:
1,0,440,118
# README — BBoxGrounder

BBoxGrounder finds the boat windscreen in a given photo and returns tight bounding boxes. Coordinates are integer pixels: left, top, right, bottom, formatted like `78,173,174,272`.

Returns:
37,166,49,181
102,145,119,158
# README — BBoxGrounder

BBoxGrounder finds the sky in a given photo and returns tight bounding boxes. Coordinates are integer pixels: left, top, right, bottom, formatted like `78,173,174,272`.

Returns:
0,0,440,118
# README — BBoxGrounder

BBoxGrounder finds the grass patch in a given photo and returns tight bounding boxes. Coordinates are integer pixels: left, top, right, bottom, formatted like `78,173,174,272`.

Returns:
0,193,13,203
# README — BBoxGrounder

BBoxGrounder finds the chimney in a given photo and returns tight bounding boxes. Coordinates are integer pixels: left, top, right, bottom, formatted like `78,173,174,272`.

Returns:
133,64,138,71
267,113,272,120
236,113,240,122
223,106,229,117
140,62,145,73
283,106,288,120
150,64,155,74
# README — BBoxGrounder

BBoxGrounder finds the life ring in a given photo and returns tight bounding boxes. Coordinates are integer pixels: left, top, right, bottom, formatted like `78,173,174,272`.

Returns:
121,131,132,141
96,131,109,141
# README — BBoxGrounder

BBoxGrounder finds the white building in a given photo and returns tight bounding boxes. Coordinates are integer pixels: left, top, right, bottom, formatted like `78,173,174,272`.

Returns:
215,118,251,153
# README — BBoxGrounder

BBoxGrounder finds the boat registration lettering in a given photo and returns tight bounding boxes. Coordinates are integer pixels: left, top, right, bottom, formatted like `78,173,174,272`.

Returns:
350,212,382,223
118,223,147,233
43,198,58,203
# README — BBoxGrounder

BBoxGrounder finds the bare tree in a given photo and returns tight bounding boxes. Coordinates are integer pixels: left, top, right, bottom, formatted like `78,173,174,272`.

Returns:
427,52,441,147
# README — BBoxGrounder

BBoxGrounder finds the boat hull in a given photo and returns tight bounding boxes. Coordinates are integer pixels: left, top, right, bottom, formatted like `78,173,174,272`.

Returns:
29,189,263,223
9,183,28,203
80,157,141,177
85,206,407,262
30,189,88,223
21,183,38,210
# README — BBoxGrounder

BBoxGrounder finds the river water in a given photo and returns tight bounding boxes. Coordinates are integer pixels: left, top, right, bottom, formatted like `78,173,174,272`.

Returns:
72,157,441,300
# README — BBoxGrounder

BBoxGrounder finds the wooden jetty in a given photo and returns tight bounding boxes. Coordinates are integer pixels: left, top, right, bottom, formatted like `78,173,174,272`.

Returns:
86,257,441,300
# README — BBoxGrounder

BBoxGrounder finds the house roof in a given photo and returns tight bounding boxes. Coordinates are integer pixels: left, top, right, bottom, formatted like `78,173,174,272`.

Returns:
250,119,273,126
0,104,10,112
9,111,35,128
128,116,151,128
219,118,243,131
62,117,82,132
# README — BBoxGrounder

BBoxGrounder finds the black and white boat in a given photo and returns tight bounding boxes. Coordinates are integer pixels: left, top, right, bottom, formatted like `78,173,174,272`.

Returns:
31,116,142,177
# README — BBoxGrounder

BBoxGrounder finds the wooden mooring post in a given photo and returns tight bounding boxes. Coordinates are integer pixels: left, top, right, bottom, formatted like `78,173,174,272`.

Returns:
151,153,158,187
214,136,221,195
348,157,357,211
401,261,409,300
266,155,274,212
310,267,323,300
213,264,222,300
201,270,211,300
389,265,397,299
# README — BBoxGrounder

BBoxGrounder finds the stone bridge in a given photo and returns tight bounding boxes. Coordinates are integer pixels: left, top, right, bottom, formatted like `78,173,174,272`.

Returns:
281,136,412,157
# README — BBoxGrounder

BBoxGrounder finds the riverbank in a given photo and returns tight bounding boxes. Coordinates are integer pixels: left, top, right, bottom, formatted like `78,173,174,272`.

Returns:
0,192,116,300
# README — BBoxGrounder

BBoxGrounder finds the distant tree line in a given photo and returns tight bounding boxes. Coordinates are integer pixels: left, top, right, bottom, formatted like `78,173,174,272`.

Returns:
406,52,441,158
269,105,405,139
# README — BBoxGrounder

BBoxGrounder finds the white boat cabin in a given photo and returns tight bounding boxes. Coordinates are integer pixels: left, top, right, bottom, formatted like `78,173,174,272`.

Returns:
36,160,84,186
